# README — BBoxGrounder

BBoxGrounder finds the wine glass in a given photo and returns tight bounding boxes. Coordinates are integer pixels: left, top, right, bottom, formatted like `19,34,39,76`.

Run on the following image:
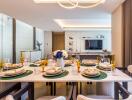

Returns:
76,59,80,73
4,58,11,71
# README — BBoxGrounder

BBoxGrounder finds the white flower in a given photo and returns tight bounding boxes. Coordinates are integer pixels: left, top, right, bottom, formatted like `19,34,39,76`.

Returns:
53,50,68,58
62,50,68,58
53,50,60,56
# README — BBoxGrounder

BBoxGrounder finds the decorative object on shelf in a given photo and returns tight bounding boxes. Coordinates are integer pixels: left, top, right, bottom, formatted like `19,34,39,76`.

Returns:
53,50,68,69
36,41,42,50
33,0,106,9
68,36,74,52
69,37,73,40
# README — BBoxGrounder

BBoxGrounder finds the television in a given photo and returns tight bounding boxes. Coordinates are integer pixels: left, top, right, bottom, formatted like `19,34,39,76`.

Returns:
85,40,103,50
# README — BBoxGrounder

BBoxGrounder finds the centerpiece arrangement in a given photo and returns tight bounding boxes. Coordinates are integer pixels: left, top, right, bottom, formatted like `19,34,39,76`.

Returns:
53,50,68,69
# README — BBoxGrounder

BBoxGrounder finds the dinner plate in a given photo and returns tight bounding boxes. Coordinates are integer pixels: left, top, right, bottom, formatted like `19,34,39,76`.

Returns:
65,64,71,67
3,66,23,70
97,66,111,71
81,63,96,66
43,70,65,77
46,68,62,75
1,70,27,78
29,63,39,67
81,72,100,78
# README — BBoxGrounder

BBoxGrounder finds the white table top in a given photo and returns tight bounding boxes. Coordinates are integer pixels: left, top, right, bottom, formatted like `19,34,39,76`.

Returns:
0,66,132,83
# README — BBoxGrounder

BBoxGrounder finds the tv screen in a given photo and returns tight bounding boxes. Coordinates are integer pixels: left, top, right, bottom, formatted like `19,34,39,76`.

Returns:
85,40,103,50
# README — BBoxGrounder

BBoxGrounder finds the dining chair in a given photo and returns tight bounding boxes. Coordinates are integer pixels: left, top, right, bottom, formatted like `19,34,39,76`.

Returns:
0,82,74,100
71,82,113,100
127,65,132,94
0,82,33,100
73,83,132,100
36,82,74,100
127,65,132,76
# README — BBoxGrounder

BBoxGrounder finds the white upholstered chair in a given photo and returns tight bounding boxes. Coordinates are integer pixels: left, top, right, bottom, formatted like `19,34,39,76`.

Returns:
127,65,132,75
5,95,66,100
77,95,113,100
77,82,132,100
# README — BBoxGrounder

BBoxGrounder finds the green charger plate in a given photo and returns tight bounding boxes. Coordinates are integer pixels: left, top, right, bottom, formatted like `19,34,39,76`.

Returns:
81,63,96,67
65,64,71,67
82,71,107,80
43,70,69,79
0,70,33,80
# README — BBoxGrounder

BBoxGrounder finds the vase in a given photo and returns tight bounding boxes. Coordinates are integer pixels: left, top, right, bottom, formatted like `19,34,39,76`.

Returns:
57,58,65,69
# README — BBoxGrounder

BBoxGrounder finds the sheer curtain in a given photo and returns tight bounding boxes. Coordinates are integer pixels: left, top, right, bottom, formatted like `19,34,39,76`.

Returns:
123,0,132,67
0,14,13,63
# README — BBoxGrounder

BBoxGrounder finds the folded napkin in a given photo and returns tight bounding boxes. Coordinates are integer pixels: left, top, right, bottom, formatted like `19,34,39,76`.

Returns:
45,67,62,75
5,95,14,100
83,67,99,76
128,65,132,74
99,63,111,69
51,96,66,100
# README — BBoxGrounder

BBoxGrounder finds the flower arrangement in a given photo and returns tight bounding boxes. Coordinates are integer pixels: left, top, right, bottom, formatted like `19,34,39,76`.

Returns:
53,50,68,59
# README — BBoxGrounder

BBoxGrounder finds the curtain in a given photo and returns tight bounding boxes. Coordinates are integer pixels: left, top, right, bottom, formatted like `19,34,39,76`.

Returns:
123,0,132,67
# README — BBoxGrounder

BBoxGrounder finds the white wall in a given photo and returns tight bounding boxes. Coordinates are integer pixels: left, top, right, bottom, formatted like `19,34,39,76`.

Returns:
44,31,52,57
36,28,44,58
112,5,123,67
65,30,111,52
16,20,33,62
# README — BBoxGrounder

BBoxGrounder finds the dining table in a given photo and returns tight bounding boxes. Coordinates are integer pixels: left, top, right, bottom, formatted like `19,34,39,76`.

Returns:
0,65,132,100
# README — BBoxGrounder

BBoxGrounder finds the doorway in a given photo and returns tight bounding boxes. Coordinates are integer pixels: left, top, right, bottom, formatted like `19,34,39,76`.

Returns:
52,32,65,51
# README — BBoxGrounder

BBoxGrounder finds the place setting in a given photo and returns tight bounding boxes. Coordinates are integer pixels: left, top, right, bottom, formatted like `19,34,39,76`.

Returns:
43,67,69,79
3,63,23,70
81,59,97,66
0,68,33,80
29,59,48,67
64,60,73,67
96,62,112,71
81,67,107,80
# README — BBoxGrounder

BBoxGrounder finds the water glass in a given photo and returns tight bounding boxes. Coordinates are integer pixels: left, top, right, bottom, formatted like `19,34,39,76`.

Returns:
0,59,3,72
4,58,11,71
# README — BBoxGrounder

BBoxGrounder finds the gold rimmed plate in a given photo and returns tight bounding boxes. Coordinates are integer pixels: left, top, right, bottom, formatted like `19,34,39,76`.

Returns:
82,72,101,78
3,66,23,70
1,70,27,78
43,70,65,77
97,66,111,71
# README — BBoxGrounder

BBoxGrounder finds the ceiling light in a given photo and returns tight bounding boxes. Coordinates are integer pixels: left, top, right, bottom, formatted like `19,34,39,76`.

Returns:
33,0,106,9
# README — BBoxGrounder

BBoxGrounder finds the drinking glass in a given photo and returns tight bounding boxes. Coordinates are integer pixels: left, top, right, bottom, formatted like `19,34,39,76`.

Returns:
0,59,3,72
76,60,80,73
4,58,11,71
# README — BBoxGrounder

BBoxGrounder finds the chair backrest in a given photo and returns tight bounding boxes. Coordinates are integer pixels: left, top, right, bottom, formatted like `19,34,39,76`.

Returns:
116,82,130,99
0,83,30,100
12,83,30,100
0,83,21,99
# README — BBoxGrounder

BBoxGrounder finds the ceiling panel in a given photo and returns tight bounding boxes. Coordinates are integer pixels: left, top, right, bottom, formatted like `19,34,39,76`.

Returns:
0,0,125,31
